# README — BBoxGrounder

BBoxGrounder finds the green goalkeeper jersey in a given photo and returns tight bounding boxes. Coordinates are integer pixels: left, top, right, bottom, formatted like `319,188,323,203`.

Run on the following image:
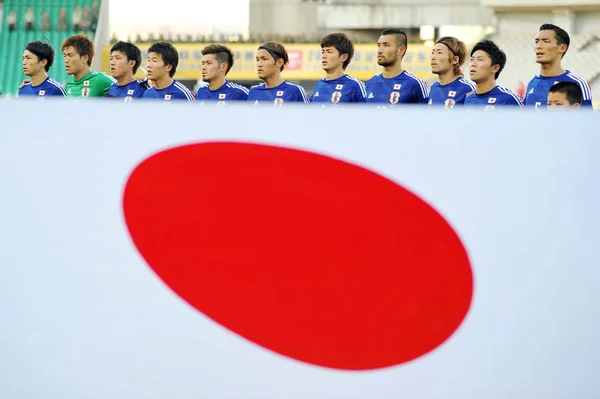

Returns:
65,71,115,98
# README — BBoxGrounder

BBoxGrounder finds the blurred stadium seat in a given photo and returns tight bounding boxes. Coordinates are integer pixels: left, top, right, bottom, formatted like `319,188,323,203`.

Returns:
0,0,99,96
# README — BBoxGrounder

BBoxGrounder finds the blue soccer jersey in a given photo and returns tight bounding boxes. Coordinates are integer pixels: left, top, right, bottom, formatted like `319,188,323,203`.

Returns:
428,77,476,108
19,77,66,97
197,80,249,104
142,80,195,102
365,70,429,105
310,74,367,104
464,85,524,110
247,81,309,105
525,70,593,109
108,79,149,102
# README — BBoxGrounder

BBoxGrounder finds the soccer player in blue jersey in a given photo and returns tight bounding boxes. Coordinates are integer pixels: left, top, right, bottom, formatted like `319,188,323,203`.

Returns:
19,41,66,97
429,37,474,108
310,33,367,105
365,29,429,106
142,42,195,102
464,40,523,110
108,41,149,102
547,81,582,109
247,41,309,105
525,24,592,109
196,44,248,105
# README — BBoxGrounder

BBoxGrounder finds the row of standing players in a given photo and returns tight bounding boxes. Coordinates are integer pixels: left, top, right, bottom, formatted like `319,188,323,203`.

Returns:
17,25,593,109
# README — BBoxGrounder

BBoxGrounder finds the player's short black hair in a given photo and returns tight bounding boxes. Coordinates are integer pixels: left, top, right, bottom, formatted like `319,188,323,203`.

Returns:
62,34,95,66
201,44,234,75
471,40,506,80
539,23,570,58
26,41,55,72
549,81,583,105
381,28,408,49
320,33,354,70
110,41,142,74
148,41,179,78
257,41,289,72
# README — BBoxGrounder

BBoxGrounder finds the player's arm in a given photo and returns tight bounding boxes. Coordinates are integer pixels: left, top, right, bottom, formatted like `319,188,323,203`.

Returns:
416,80,430,104
230,88,249,101
100,73,116,97
355,81,367,103
294,85,310,103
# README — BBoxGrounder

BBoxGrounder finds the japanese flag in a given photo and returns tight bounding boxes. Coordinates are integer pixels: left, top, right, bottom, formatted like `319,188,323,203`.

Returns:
0,101,598,399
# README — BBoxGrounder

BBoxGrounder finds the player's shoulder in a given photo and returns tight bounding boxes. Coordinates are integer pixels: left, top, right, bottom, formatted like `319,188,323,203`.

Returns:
497,86,524,105
564,70,590,86
283,81,307,93
225,81,250,94
172,80,195,100
249,83,266,91
366,73,382,83
457,78,476,90
403,70,427,85
430,81,441,89
142,86,156,96
343,74,365,86
465,89,477,98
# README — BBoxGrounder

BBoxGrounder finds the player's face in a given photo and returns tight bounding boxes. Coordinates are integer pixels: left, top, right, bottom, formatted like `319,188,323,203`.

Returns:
535,30,565,64
469,50,495,83
256,49,279,81
146,52,170,81
431,43,454,75
321,46,344,72
109,51,131,80
201,54,222,82
377,35,400,67
22,50,44,77
63,46,86,76
547,92,579,108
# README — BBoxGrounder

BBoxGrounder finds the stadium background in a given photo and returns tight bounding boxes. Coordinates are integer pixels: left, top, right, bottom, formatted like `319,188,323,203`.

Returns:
0,0,599,108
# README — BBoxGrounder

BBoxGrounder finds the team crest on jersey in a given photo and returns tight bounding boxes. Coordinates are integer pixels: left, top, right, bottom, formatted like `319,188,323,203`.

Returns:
39,90,46,96
124,96,133,103
335,84,344,90
276,91,284,97
127,89,135,95
393,84,401,90
82,87,90,98
389,92,400,105
444,99,456,108
488,97,496,104
274,98,284,106
219,93,227,100
165,94,172,100
83,80,90,87
331,91,342,104
449,91,456,98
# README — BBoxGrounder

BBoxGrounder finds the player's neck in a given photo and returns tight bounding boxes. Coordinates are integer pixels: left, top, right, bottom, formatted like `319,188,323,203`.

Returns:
31,72,48,87
475,78,496,95
438,71,459,86
154,76,173,90
209,76,227,91
74,67,90,81
117,74,136,87
539,60,565,77
264,75,284,89
325,68,345,80
382,63,403,79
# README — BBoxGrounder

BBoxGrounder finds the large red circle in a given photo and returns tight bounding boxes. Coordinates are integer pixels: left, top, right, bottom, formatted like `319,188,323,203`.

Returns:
123,142,473,370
